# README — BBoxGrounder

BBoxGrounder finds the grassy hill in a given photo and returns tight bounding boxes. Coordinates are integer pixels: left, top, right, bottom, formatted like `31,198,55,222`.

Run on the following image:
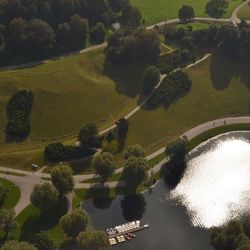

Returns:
131,0,242,25
0,49,146,141
125,54,250,152
238,3,250,19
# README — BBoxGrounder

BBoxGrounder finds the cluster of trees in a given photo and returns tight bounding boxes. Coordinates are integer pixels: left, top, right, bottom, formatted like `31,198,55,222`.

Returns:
30,165,74,214
0,0,140,63
147,70,192,108
6,90,33,141
59,209,110,250
106,27,160,64
211,218,250,250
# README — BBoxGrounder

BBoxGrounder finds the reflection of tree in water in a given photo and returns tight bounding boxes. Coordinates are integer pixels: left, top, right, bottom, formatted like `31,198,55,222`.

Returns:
121,194,146,221
92,196,114,209
210,53,250,90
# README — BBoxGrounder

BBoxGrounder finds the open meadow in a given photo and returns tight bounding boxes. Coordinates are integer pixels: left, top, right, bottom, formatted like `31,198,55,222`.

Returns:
131,0,242,25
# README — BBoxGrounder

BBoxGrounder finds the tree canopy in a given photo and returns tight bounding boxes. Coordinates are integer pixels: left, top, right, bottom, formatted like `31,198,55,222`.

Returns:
77,230,110,250
0,241,37,250
78,123,99,148
60,209,89,239
34,231,56,250
178,5,195,21
124,144,145,159
143,66,161,94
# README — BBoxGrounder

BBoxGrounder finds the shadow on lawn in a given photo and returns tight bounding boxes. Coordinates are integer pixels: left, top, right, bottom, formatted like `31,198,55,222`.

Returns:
103,59,147,99
210,53,250,90
19,198,68,242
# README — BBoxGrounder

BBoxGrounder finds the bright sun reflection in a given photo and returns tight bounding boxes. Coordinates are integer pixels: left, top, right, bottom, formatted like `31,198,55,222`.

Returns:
170,134,250,228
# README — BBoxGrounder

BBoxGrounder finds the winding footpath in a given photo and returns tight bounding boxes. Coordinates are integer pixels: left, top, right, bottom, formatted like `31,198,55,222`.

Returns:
1,0,250,215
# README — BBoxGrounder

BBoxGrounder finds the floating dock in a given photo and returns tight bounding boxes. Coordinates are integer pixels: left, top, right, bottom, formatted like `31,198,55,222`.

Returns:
107,220,149,246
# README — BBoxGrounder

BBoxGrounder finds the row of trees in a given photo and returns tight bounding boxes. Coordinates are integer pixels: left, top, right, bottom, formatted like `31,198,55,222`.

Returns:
6,90,33,141
147,70,192,108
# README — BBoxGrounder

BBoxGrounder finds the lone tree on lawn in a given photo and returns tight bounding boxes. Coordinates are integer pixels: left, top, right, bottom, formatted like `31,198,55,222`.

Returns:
51,165,74,198
60,209,89,239
93,152,116,181
178,5,195,21
77,231,110,250
143,66,160,94
122,156,148,189
78,123,99,148
30,183,58,214
205,0,228,18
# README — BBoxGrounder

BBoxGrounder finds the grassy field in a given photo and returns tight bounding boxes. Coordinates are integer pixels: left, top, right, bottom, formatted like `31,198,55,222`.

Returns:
125,53,250,152
0,178,20,209
132,0,242,25
0,48,147,169
238,2,250,19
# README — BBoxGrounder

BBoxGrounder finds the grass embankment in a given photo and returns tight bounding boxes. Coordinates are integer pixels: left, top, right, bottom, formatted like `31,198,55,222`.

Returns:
0,178,20,209
131,0,242,25
238,3,250,20
125,53,250,152
16,199,68,248
0,48,147,169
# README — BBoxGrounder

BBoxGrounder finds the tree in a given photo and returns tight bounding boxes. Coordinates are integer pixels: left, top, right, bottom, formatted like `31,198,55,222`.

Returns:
56,22,72,51
116,118,129,138
0,209,16,240
30,183,58,214
25,19,55,55
60,209,88,239
34,231,56,250
69,14,88,49
93,152,115,181
165,138,188,163
124,144,145,159
205,0,228,18
122,156,148,188
143,66,160,94
0,241,37,250
51,165,74,197
121,4,142,27
78,123,98,148
44,142,65,162
77,230,110,250
178,5,195,21
101,139,118,154
89,22,105,44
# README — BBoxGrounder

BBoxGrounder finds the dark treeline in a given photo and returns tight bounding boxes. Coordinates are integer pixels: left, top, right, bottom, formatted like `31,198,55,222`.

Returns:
6,90,33,141
0,0,141,64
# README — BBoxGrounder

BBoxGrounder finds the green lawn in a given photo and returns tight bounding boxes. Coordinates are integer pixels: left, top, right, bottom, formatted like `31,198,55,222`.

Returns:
238,2,250,19
0,48,147,169
125,53,250,152
0,178,20,209
132,0,242,25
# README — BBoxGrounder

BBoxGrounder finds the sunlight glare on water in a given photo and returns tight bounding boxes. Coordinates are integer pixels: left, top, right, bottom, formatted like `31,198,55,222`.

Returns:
170,134,250,228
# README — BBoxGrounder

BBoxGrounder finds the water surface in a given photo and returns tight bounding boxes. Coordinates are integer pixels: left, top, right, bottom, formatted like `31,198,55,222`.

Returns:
84,131,250,250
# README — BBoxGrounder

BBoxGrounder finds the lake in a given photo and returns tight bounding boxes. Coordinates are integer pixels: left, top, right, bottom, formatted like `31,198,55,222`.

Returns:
84,131,250,250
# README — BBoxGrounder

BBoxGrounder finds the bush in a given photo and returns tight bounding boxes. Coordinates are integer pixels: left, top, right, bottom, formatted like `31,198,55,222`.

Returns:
147,70,192,107
143,66,160,94
44,142,96,163
124,144,145,159
6,90,33,139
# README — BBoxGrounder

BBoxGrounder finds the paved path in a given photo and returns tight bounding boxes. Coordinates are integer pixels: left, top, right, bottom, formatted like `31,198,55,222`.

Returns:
3,116,250,215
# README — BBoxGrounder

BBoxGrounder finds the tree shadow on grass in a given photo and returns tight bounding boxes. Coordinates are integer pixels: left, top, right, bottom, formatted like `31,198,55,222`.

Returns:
210,53,250,90
103,59,147,99
19,198,68,242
